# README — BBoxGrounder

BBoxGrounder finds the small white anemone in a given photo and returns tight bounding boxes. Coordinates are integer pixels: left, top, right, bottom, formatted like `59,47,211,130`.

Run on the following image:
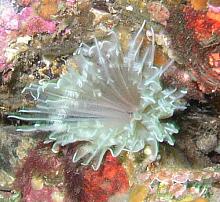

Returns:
9,21,187,170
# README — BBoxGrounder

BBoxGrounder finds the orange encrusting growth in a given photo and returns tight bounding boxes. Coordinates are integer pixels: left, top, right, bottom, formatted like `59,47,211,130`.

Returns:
37,0,58,20
82,153,129,202
154,48,168,66
190,0,208,10
192,197,209,202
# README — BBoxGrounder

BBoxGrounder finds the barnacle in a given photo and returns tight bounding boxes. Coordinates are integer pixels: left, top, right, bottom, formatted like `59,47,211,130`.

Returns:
9,22,187,170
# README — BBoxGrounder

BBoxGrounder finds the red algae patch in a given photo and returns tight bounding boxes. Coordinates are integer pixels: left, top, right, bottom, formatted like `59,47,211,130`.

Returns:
184,7,220,42
63,151,129,202
82,153,129,202
13,143,64,202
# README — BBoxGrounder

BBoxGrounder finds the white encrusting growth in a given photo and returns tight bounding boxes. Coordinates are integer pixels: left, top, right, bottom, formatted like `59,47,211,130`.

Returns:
9,21,187,170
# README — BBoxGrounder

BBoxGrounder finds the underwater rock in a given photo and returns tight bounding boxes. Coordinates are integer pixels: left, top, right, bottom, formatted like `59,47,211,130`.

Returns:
81,153,129,202
0,1,220,201
146,1,170,26
13,142,128,202
175,97,220,168
19,7,57,35
162,64,204,100
166,5,220,96
190,0,208,10
14,142,64,202
36,0,58,20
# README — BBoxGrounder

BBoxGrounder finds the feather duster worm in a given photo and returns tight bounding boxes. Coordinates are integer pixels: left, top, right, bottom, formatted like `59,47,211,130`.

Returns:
9,22,187,170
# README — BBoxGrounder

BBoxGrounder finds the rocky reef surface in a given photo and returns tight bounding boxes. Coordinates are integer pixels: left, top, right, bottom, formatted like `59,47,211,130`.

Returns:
0,0,219,202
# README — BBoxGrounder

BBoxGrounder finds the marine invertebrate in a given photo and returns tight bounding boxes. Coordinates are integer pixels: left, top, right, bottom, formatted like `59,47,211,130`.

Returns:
9,22,186,170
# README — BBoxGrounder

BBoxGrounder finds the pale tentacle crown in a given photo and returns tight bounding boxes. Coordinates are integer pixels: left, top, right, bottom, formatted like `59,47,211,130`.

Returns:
9,21,187,170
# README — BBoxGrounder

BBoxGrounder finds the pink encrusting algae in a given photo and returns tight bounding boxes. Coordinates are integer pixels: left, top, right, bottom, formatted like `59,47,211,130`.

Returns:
0,1,19,72
0,1,57,75
19,7,56,35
